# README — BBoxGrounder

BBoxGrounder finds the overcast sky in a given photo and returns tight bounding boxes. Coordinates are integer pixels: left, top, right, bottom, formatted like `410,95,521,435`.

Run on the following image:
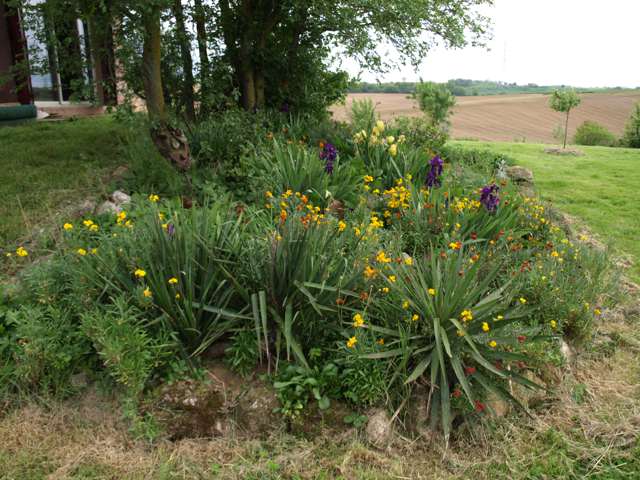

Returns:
343,0,640,88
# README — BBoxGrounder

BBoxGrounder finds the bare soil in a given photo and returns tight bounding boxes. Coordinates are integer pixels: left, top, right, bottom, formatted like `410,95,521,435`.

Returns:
332,92,640,143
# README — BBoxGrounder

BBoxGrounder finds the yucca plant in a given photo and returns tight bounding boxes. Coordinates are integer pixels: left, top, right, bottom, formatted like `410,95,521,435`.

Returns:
363,246,541,441
75,199,250,358
243,204,370,369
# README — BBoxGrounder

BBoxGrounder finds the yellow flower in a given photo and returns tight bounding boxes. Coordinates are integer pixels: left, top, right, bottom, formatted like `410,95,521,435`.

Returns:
402,300,410,310
77,248,87,256
364,265,377,279
89,224,99,232
148,194,160,202
388,275,396,283
519,297,527,305
83,219,94,227
404,256,413,266
90,248,98,255
381,287,390,293
488,340,497,348
338,221,347,232
282,189,293,198
158,212,165,220
376,120,385,132
117,211,127,223
428,288,436,296
353,313,365,328
265,191,273,198
482,322,490,332
168,277,178,285
134,269,146,278
389,143,398,157
496,315,504,321
457,330,465,337
63,223,73,231
377,338,385,346
460,309,473,322
550,320,557,329
412,314,419,322
363,175,374,184
143,287,152,298
551,251,559,258
175,293,181,300
386,136,395,144
15,247,28,257
376,250,392,264
347,336,357,348
594,308,602,316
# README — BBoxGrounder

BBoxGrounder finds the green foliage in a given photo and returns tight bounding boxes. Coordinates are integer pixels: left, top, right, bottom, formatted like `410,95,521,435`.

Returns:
0,305,89,398
349,98,377,133
81,296,174,396
622,103,640,148
254,140,358,208
573,121,617,147
391,116,448,151
439,144,515,177
225,329,260,377
70,198,249,358
549,89,581,113
415,82,456,128
273,359,340,419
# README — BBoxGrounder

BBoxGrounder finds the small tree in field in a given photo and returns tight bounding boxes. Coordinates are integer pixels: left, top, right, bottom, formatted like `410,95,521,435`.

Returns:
415,82,456,130
622,102,640,148
549,89,581,148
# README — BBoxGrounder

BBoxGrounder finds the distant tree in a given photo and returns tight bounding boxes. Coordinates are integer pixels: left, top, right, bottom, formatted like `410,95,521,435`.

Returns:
622,103,640,148
415,82,456,129
549,89,581,148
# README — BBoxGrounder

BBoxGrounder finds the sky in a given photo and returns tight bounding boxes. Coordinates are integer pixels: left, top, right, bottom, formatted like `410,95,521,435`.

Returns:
343,0,640,88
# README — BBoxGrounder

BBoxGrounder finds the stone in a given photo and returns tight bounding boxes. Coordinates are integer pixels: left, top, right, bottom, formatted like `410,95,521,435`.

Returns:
505,166,534,185
365,408,393,447
72,198,97,217
110,190,131,206
560,340,575,366
96,200,121,215
486,392,509,417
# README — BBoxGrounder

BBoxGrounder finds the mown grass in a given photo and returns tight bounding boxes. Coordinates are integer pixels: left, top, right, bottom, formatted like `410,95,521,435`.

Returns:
0,117,127,247
452,141,640,282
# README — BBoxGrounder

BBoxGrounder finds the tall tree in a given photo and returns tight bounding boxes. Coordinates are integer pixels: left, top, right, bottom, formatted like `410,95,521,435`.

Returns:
192,0,209,111
140,1,191,170
171,0,195,120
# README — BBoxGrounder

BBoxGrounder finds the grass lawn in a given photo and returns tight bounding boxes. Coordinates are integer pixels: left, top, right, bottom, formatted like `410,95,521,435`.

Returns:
0,117,127,247
452,140,640,282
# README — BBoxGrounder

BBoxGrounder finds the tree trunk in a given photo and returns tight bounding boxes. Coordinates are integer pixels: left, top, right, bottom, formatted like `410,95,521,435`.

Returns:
563,110,570,149
192,0,209,112
142,6,191,171
172,0,195,121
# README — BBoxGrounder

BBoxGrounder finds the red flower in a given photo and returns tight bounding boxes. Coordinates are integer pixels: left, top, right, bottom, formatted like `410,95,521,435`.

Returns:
452,389,462,398
465,366,476,376
470,232,478,240
517,335,526,343
474,400,485,413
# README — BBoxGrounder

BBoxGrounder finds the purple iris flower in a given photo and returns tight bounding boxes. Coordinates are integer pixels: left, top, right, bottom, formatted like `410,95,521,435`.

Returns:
320,143,337,175
426,155,444,188
480,184,500,213
167,223,175,237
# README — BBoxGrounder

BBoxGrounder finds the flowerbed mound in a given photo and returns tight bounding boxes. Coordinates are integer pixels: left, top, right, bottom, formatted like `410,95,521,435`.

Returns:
0,114,618,445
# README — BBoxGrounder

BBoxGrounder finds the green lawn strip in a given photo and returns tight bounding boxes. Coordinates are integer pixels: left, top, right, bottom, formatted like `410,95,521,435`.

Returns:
452,140,640,282
0,117,127,247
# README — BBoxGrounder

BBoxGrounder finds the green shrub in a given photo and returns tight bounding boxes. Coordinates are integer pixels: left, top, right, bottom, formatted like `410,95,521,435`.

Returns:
622,102,640,148
1,305,89,398
415,82,456,128
439,145,514,178
573,121,617,147
81,297,175,397
391,116,448,151
349,97,377,134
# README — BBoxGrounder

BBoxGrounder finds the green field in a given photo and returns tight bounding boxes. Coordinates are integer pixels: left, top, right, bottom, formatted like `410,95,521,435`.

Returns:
452,140,640,282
